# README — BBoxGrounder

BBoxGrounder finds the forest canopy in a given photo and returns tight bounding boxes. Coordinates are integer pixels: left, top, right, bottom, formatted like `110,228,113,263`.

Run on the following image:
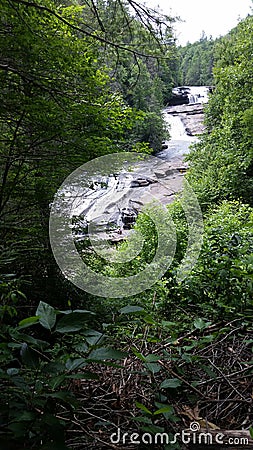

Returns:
0,0,177,302
177,33,215,86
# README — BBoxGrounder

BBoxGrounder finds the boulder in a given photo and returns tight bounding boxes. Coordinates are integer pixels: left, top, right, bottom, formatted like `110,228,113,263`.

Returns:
136,179,150,187
168,93,189,106
185,127,193,136
130,177,157,188
120,206,138,229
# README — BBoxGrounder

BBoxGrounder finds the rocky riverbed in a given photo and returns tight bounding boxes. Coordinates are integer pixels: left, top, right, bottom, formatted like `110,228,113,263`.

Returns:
73,103,205,244
166,103,205,136
72,157,188,244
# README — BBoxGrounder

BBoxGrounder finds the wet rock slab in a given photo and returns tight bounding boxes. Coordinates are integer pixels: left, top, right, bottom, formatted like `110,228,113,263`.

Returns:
74,158,189,244
167,104,206,136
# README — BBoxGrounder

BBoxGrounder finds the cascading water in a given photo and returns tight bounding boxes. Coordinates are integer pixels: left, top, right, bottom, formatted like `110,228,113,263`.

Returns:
159,84,209,159
158,109,197,161
188,86,210,104
187,86,209,104
70,89,207,243
189,94,200,104
170,85,210,106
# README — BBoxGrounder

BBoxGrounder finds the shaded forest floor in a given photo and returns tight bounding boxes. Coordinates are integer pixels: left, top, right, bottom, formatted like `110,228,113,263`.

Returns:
63,320,253,449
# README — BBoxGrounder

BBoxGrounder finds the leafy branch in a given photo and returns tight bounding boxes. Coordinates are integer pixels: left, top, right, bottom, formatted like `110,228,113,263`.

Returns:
9,0,175,59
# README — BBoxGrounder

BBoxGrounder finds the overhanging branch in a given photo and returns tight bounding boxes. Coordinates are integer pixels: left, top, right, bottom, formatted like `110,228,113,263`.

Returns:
9,0,173,60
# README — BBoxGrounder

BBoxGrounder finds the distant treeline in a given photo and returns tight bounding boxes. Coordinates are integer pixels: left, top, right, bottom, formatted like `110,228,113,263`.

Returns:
176,32,216,86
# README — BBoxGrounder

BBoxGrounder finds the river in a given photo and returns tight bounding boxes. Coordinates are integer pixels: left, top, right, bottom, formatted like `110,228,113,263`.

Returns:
53,95,206,244
70,111,194,243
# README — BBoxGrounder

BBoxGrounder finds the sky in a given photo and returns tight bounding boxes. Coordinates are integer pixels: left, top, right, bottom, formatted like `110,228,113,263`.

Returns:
143,0,252,45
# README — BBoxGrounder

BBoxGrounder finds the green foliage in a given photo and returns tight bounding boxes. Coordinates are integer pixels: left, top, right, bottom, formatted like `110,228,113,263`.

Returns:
0,0,147,306
100,302,252,447
1,2,253,446
90,0,177,150
162,201,253,320
0,246,30,321
0,0,178,309
130,110,168,152
103,199,253,323
187,15,253,206
178,33,215,86
0,301,127,448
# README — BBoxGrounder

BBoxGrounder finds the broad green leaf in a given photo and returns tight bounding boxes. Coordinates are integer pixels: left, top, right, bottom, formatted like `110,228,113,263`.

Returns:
46,391,79,408
18,411,36,421
135,401,152,415
199,335,215,344
82,329,103,345
145,354,161,362
74,342,88,353
59,309,95,315
141,424,165,434
16,290,27,300
43,362,65,375
36,301,56,331
193,318,211,330
160,378,182,389
161,321,177,328
56,312,93,333
131,348,146,361
143,314,157,325
191,381,201,387
154,405,174,415
8,422,28,438
119,305,145,314
7,368,19,376
88,347,127,361
12,333,49,349
12,375,30,392
18,316,39,329
144,362,161,374
132,416,153,424
41,413,65,428
154,402,177,421
20,343,39,369
48,374,66,389
200,364,217,378
65,358,87,371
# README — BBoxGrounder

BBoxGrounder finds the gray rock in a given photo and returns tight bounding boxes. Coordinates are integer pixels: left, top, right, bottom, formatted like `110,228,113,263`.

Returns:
136,179,150,187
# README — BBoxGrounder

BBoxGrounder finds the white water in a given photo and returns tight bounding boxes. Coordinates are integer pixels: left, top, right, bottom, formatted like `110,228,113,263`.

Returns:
163,112,195,141
187,86,209,104
172,85,210,105
158,108,197,161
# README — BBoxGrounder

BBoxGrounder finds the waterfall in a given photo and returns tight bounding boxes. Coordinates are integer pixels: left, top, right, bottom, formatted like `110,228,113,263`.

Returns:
189,93,201,104
170,86,209,106
188,86,209,104
163,112,189,141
